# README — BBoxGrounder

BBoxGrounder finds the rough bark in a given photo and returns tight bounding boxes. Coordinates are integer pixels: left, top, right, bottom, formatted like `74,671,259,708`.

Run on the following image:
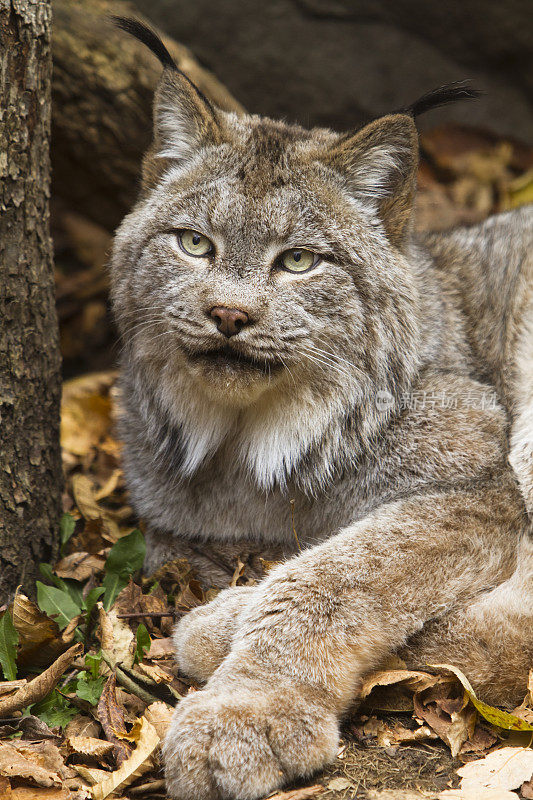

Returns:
51,0,244,231
0,0,62,599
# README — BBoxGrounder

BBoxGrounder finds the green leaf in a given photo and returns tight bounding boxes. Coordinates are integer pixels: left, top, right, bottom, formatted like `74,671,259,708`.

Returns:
39,562,68,591
0,612,19,681
36,582,82,630
75,673,105,705
134,624,151,664
39,564,84,608
85,650,102,679
103,529,145,610
83,587,105,615
102,572,128,612
105,529,145,578
31,690,77,729
59,513,76,555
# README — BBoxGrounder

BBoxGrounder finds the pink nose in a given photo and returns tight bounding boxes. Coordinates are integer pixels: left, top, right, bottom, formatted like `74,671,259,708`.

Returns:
210,306,249,338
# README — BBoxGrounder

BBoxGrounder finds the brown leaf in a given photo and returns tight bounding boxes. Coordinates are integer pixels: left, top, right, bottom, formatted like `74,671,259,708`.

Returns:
114,581,171,635
148,559,194,593
268,785,324,800
0,644,82,716
453,746,533,794
61,373,115,459
96,673,133,767
0,741,65,787
414,691,476,757
12,593,68,670
522,779,533,799
55,552,105,582
146,638,174,660
8,789,73,800
91,717,160,800
71,474,120,542
174,579,205,614
359,668,444,700
67,736,115,760
376,721,437,748
143,701,174,740
64,715,101,739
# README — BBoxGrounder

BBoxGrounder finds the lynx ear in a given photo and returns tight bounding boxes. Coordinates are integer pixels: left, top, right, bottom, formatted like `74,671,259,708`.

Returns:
113,17,223,188
324,114,418,247
151,69,223,161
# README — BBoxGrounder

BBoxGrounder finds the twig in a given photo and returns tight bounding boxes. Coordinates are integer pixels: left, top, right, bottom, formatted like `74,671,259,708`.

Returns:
116,611,177,620
290,498,302,551
129,780,166,794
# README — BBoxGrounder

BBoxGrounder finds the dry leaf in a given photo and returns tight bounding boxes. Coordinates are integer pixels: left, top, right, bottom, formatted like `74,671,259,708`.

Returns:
67,736,115,759
454,746,533,793
55,552,106,582
439,789,519,799
96,673,133,766
327,777,352,791
146,638,174,660
71,474,120,542
413,689,475,757
267,785,323,800
376,722,437,748
359,668,443,700
97,604,135,669
143,701,174,740
72,765,113,786
65,715,101,739
12,593,67,670
0,741,62,788
430,663,533,732
61,373,115,458
8,789,73,800
134,663,174,685
0,644,82,716
90,717,160,800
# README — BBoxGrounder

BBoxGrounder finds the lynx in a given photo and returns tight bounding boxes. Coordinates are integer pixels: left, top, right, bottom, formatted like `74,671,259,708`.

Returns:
110,19,533,800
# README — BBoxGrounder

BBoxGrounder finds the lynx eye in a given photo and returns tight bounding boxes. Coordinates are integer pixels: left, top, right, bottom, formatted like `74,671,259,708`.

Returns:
177,229,213,257
277,248,319,273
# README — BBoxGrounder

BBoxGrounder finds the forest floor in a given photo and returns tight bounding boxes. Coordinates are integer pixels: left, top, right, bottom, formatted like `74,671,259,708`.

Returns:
1,124,533,799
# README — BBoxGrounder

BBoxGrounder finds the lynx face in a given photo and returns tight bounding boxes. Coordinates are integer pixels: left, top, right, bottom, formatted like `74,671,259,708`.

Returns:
112,84,422,409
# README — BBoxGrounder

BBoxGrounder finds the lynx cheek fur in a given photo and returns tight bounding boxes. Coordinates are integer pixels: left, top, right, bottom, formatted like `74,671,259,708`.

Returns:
110,20,533,800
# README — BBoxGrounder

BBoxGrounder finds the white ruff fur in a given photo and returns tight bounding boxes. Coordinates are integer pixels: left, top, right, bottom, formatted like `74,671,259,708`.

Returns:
157,367,360,490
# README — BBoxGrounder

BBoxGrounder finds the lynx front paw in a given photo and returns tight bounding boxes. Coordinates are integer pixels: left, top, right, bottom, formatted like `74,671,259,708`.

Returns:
174,586,255,682
163,680,339,800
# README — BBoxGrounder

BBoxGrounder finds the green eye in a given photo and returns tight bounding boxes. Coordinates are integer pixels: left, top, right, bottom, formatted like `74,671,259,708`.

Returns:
177,229,213,257
278,248,318,273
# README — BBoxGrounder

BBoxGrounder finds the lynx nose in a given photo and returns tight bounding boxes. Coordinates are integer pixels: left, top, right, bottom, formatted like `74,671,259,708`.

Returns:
210,306,249,338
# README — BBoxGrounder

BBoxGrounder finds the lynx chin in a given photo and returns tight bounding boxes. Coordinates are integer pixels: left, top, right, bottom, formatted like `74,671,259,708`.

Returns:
110,18,533,800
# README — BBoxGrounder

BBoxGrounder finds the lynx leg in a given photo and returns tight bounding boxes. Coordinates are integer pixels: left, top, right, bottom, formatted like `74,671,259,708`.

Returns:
164,481,525,800
401,533,533,706
174,586,255,681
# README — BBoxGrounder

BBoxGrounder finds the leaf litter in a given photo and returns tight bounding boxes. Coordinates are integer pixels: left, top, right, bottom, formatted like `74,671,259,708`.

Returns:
2,126,532,799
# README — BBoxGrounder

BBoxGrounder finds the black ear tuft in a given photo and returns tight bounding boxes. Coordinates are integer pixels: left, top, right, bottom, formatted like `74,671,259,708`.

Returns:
112,16,177,70
399,81,482,119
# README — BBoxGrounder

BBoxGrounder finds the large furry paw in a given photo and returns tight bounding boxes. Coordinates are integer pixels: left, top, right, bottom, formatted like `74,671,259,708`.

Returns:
173,586,256,682
163,680,339,800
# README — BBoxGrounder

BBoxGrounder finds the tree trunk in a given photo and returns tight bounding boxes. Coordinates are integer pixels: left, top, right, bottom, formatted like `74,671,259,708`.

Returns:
51,0,244,231
0,0,62,599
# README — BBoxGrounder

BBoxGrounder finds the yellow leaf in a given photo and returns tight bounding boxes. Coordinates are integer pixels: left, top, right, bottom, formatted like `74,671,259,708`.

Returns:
429,664,533,732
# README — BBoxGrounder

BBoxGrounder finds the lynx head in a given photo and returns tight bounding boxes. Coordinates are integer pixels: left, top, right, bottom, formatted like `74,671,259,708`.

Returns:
110,19,479,488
